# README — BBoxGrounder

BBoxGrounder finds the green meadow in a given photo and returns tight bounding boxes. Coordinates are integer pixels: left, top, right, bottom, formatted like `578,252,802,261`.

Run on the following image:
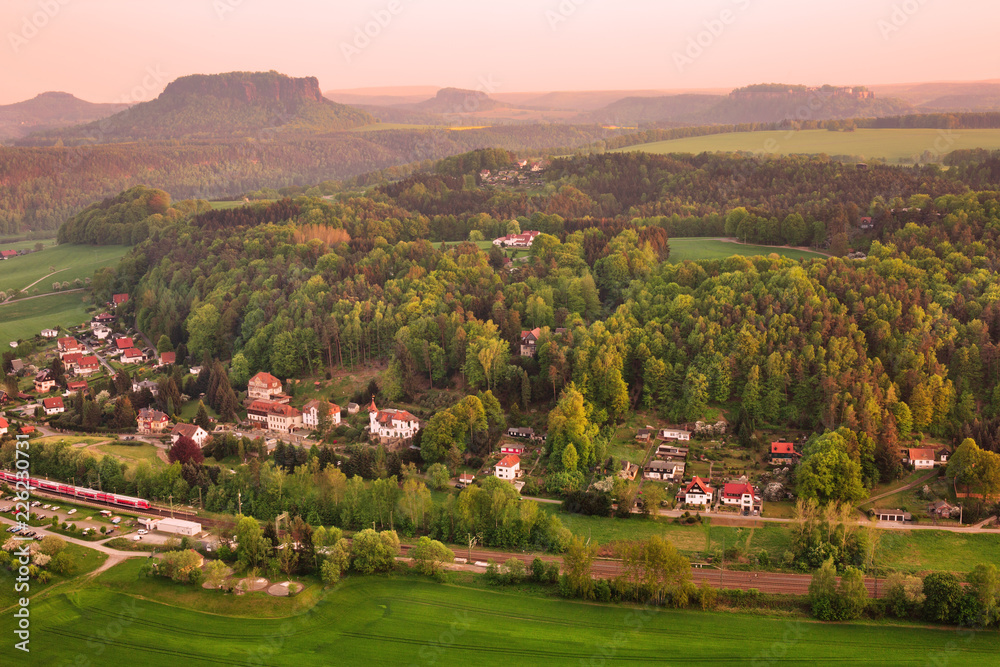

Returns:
668,238,826,262
0,291,93,345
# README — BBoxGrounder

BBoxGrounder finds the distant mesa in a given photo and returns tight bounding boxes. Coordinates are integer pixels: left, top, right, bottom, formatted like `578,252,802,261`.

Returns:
0,91,129,141
412,87,510,114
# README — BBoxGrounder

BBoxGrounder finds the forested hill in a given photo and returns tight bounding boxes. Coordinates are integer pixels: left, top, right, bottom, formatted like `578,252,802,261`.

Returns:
18,71,374,145
0,91,129,141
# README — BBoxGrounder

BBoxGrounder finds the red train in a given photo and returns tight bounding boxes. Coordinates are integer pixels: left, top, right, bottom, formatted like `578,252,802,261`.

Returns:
0,469,151,510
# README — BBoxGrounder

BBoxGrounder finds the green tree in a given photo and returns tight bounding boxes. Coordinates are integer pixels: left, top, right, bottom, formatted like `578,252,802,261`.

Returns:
808,557,838,620
351,529,400,574
156,334,174,354
411,536,455,575
797,432,867,503
923,572,963,624
194,401,212,432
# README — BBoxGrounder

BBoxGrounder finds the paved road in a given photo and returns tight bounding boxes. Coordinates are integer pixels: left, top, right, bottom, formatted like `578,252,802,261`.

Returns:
0,514,151,575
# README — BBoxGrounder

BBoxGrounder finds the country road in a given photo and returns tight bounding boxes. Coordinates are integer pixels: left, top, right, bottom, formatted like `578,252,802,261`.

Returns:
1,267,71,303
0,287,86,305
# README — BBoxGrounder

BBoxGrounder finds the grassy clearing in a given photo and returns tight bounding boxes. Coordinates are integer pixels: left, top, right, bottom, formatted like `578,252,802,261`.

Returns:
616,128,1000,162
0,243,128,295
15,573,1000,666
33,436,111,447
668,238,825,262
95,443,167,469
879,530,1000,573
0,542,107,609
0,291,93,345
0,239,56,252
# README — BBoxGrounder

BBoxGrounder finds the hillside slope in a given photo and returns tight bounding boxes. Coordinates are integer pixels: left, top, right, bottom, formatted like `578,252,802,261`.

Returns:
0,92,129,141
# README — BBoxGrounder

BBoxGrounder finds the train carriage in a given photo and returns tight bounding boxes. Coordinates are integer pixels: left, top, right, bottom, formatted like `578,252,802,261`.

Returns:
0,470,151,509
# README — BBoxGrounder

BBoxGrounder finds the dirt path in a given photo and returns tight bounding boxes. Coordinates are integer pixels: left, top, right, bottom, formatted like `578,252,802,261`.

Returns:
703,237,833,258
1,287,85,305
863,469,939,505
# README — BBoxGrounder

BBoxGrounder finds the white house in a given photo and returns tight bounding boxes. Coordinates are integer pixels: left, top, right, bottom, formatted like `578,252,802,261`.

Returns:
40,329,58,338
678,477,714,507
248,372,284,401
720,482,757,511
266,403,302,434
121,348,144,365
171,423,210,447
659,427,691,441
494,454,520,481
42,396,65,416
302,400,341,429
643,460,684,481
368,398,420,440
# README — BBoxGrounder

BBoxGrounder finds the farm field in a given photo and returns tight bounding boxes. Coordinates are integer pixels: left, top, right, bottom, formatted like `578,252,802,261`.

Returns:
0,238,56,252
0,243,128,296
615,128,1000,162
14,572,1000,666
96,442,167,469
0,543,106,608
668,238,826,262
0,291,93,345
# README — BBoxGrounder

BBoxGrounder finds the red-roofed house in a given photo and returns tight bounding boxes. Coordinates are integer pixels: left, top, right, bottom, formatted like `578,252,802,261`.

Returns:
267,403,302,433
57,337,82,358
302,400,341,428
20,426,35,435
520,327,542,357
495,455,521,481
0,249,18,260
114,337,134,351
112,293,129,308
62,352,84,370
42,396,65,415
137,408,169,434
678,477,714,506
121,348,143,364
368,398,420,441
247,399,277,426
459,473,475,485
0,417,8,436
171,423,210,447
158,351,176,366
248,372,283,400
770,441,799,466
66,380,89,394
500,442,525,455
904,447,941,469
721,482,757,511
77,356,100,375
492,230,540,248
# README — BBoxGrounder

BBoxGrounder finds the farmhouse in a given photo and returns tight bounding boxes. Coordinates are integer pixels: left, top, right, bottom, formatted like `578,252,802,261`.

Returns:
267,403,303,434
34,370,56,393
77,356,100,375
874,508,911,522
519,328,542,357
0,249,19,260
137,408,169,434
40,329,58,338
42,396,65,416
248,371,285,401
678,477,714,507
643,460,684,481
302,400,341,429
171,423,210,447
658,427,691,441
770,441,798,466
494,455,520,481
121,348,144,365
500,442,525,455
368,398,420,441
720,482,758,511
492,230,540,248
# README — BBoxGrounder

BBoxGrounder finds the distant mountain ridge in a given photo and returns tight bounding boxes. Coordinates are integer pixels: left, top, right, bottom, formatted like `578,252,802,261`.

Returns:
19,71,374,145
0,92,129,142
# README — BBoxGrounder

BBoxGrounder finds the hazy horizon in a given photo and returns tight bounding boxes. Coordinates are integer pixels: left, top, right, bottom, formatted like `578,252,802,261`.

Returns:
4,0,998,105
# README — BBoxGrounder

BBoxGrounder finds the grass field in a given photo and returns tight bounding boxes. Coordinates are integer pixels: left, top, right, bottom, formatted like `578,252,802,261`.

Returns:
0,239,56,252
0,291,93,345
0,542,106,608
615,128,1000,163
96,442,167,469
668,238,826,263
13,571,1000,665
0,243,128,296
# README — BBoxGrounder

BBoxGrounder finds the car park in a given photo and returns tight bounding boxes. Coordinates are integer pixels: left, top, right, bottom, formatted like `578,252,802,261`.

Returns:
42,504,51,510
30,501,41,507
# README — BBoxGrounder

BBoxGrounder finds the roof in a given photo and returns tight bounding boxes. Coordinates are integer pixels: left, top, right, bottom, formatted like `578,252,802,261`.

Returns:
249,372,282,388
303,399,340,414
155,517,202,530
377,408,417,424
79,355,99,366
682,476,713,495
112,293,129,304
115,337,134,349
722,482,755,499
0,417,7,428
57,337,79,347
172,423,205,438
62,352,83,365
66,380,88,390
248,399,278,413
122,348,143,359
508,427,534,435
159,352,176,364
874,508,911,517
459,473,475,481
137,408,168,421
907,447,936,461
496,455,520,468
268,403,301,418
502,442,525,450
645,460,676,471
42,397,64,409
35,370,53,381
771,441,795,455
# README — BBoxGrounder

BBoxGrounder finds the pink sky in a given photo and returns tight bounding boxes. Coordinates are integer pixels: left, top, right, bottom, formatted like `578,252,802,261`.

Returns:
2,0,997,104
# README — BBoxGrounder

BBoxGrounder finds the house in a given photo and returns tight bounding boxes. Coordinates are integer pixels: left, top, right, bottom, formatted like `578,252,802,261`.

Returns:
507,427,535,439
656,444,689,460
346,402,360,415
62,352,83,371
57,337,82,358
874,508,911,522
171,423,210,447
158,351,176,366
678,477,714,507
928,500,958,519
0,249,19,260
92,312,115,324
635,428,654,442
42,396,65,416
904,447,939,469
495,455,520,481
936,448,950,465
40,329,58,338
368,398,420,441
0,417,7,436
458,473,475,485
770,441,798,466
114,337,134,351
92,325,112,340
132,379,159,396
302,400,341,429
859,216,874,230
519,328,542,357
643,460,684,481
493,231,540,248
500,442,525,455
121,348,144,365
267,403,302,434
720,482,757,511
65,380,89,394
111,293,129,308
77,356,100,375
19,426,34,435
34,370,56,393
658,427,691,441
189,366,203,377
10,359,24,374
247,400,277,426
248,372,284,400
619,461,639,481
137,408,169,434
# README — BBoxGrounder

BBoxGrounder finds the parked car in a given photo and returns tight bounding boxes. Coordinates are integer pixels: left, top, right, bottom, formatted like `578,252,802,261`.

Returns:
67,509,77,515
137,529,147,535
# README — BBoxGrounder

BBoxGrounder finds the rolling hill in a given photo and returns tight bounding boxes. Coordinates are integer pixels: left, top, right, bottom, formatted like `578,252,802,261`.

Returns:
0,92,129,142
19,71,374,144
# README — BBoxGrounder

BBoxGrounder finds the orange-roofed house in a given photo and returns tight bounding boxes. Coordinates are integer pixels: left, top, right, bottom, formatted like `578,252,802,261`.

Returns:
77,356,100,375
519,328,542,357
121,348,144,365
248,372,283,400
0,417,8,436
720,482,757,511
368,398,420,441
770,441,799,466
114,337,134,351
495,455,521,481
42,396,65,416
904,447,943,469
678,477,714,506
